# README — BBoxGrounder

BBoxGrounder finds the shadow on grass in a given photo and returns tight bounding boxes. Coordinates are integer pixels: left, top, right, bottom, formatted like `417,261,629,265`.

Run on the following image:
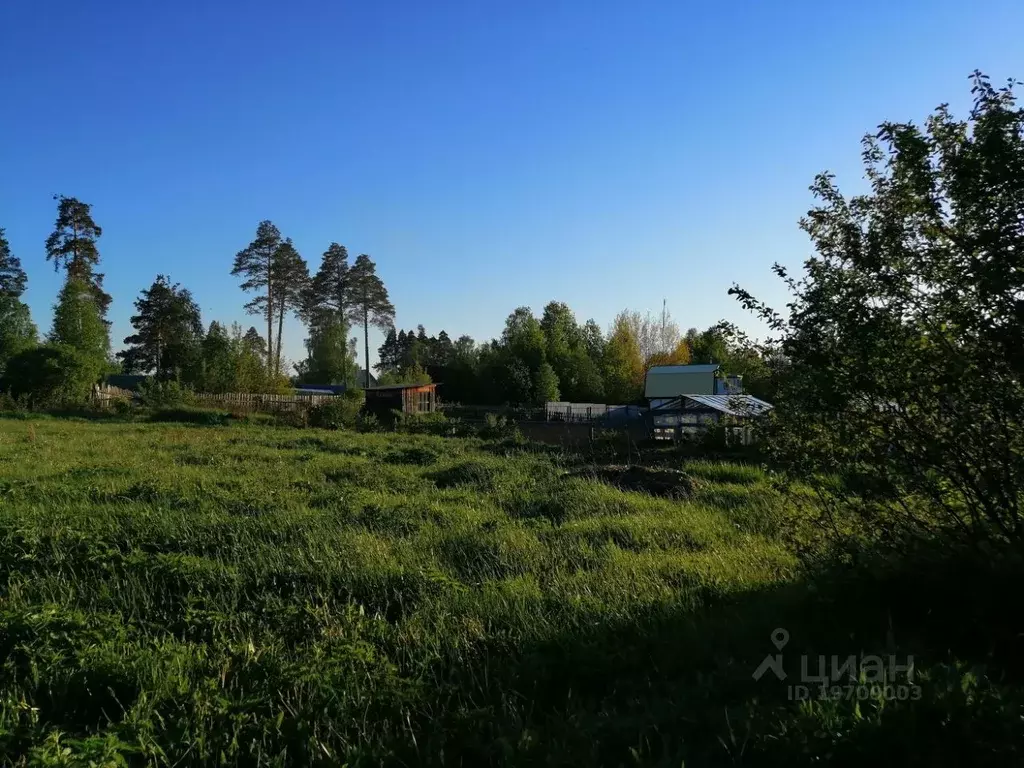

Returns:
405,539,1024,767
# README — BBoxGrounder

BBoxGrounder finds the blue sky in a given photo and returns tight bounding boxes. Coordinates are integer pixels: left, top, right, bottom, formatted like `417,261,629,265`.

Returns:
3,0,1023,370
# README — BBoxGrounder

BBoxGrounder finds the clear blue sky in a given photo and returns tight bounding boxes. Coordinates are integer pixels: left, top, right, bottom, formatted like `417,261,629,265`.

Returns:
3,0,1022,370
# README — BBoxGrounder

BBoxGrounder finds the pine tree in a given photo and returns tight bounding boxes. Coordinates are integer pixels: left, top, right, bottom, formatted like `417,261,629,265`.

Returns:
0,228,36,375
119,275,203,379
232,221,282,374
302,243,359,386
304,243,353,319
44,196,112,318
348,254,395,388
269,238,309,375
243,327,266,359
0,227,28,298
377,327,401,375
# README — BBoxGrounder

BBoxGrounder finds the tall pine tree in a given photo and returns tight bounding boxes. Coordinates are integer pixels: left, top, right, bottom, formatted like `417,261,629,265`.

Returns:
348,254,395,388
232,221,282,374
44,195,112,319
269,238,308,375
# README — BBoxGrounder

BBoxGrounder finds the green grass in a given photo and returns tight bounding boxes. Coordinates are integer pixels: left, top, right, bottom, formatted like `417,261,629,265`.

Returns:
0,417,1021,766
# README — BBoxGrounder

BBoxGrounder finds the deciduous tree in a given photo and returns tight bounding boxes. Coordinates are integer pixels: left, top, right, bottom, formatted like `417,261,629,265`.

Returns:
603,312,644,403
731,71,1024,544
50,277,110,360
296,312,358,386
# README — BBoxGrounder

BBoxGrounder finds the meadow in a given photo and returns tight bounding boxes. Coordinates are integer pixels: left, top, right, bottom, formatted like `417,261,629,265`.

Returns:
0,415,1021,766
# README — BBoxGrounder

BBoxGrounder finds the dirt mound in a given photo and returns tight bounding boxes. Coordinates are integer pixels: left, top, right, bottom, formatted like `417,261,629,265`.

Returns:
566,465,697,499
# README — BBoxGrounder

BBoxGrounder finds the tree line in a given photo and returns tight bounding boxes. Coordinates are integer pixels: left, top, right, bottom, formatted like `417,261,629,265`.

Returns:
0,197,772,408
0,203,398,404
374,303,773,406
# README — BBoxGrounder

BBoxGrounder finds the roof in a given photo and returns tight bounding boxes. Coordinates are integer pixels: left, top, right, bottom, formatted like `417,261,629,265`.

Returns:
294,384,347,395
364,383,438,392
104,374,147,391
683,394,774,417
647,364,721,375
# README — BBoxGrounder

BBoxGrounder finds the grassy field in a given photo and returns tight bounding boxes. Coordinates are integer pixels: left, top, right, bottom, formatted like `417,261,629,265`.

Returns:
0,416,1021,766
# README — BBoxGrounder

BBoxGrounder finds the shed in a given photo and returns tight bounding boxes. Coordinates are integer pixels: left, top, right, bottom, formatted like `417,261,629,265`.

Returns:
363,383,438,415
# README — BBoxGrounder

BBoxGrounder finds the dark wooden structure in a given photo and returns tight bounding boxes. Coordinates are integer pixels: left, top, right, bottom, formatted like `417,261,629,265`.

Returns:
363,383,438,415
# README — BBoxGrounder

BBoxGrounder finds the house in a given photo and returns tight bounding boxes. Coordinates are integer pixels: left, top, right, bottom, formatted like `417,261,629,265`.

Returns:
358,370,379,388
363,383,438,415
644,364,743,399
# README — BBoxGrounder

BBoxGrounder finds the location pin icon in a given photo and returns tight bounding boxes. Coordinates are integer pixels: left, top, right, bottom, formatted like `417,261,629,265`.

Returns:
771,628,789,650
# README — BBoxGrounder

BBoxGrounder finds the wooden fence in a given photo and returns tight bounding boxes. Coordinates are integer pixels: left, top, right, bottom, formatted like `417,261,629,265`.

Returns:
192,392,338,412
91,384,339,413
91,384,135,405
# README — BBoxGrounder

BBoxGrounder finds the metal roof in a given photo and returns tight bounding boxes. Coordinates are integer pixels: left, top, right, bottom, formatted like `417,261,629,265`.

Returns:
647,364,721,374
683,394,774,417
364,383,438,392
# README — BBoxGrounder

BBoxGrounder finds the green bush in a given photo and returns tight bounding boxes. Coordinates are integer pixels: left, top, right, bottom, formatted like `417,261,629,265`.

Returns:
137,379,192,409
0,344,103,408
481,412,521,441
0,392,23,413
395,411,458,436
109,395,134,416
273,409,309,428
309,390,365,429
148,407,230,426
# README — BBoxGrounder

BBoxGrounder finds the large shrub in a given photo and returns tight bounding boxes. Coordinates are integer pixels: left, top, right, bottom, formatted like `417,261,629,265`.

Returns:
0,344,104,408
308,389,365,429
0,295,37,377
137,378,192,409
732,72,1024,545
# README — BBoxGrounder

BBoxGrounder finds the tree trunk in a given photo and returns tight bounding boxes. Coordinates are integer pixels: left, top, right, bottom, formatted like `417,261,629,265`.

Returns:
275,301,285,379
337,290,348,388
363,304,371,389
266,253,275,377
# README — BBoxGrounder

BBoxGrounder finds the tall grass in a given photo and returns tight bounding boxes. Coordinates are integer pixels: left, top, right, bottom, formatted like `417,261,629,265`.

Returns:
0,417,1020,766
